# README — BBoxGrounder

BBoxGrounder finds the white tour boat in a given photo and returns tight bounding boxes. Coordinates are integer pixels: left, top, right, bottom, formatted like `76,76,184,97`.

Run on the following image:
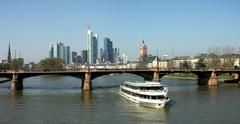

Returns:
119,81,170,108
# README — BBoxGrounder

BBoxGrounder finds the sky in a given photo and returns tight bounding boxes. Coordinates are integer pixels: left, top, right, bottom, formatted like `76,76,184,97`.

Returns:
0,0,240,63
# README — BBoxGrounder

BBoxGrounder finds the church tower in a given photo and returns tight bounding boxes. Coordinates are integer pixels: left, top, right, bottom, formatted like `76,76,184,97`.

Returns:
7,43,11,63
139,40,148,67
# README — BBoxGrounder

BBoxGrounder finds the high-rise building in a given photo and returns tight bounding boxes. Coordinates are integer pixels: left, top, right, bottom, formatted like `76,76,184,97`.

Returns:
93,34,98,64
72,51,77,64
58,42,64,59
52,42,64,59
64,46,70,64
87,29,93,64
99,48,104,63
53,43,58,58
81,50,88,64
7,43,11,63
49,44,54,58
87,28,98,64
76,56,82,64
49,42,70,64
104,37,113,63
113,48,120,63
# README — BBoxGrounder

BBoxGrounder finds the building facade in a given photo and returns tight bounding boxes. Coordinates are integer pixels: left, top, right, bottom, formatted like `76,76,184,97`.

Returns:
87,29,98,64
64,46,70,64
139,40,148,67
72,51,77,64
49,44,54,58
113,48,120,63
93,34,98,64
81,50,88,64
49,42,70,64
104,37,113,63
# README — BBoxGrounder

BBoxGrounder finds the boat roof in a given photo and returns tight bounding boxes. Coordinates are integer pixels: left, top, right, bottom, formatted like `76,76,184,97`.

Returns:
124,81,164,87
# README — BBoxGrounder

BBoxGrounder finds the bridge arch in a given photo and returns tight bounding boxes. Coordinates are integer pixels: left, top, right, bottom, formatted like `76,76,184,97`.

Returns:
1,69,225,91
18,72,85,80
161,72,198,79
90,71,154,81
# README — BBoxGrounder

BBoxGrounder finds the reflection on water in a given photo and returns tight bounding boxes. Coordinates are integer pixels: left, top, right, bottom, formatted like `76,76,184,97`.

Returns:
0,75,240,124
119,95,169,124
10,90,23,104
82,90,93,103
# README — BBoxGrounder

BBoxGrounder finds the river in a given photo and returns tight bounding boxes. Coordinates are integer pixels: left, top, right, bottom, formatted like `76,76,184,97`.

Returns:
0,74,240,124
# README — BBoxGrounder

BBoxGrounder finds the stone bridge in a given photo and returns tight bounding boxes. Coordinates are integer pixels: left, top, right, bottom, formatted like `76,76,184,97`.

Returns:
0,69,239,90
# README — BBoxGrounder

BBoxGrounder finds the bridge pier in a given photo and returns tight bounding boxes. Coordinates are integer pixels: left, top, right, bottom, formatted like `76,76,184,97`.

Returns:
208,72,218,86
11,73,23,90
82,72,92,90
197,72,218,86
152,72,160,82
234,73,240,83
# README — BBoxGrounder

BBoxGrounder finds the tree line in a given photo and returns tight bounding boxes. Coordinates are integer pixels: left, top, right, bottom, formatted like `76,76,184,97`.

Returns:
179,46,239,70
0,58,64,72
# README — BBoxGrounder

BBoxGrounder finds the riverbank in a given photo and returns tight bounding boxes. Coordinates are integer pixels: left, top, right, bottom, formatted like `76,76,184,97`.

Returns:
0,78,10,84
164,75,237,83
164,75,197,80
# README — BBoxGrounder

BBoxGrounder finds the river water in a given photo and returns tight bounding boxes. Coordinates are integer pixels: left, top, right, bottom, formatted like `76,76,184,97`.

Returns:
0,74,240,124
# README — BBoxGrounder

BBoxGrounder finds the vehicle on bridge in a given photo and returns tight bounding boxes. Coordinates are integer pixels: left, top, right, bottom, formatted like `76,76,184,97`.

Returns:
119,81,170,108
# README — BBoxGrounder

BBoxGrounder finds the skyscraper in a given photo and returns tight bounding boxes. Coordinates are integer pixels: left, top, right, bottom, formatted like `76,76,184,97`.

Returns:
53,42,58,58
87,29,93,64
113,48,120,63
49,44,54,58
104,37,113,63
99,48,104,63
7,43,11,63
64,46,70,64
49,42,70,64
58,42,64,59
72,51,77,64
87,28,98,64
81,50,88,64
76,56,82,64
93,34,98,64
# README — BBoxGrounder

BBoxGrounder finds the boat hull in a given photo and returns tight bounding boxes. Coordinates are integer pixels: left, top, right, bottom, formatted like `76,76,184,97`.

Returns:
119,90,169,108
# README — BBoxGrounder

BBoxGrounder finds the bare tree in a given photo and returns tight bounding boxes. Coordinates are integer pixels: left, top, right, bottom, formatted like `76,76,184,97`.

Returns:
221,46,236,69
207,46,237,69
180,61,192,70
195,54,206,69
206,53,220,69
222,46,236,54
208,47,222,56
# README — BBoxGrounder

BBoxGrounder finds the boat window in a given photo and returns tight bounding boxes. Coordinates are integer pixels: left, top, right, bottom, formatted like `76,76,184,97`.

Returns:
147,96,150,99
156,95,165,100
121,87,167,100
152,96,156,99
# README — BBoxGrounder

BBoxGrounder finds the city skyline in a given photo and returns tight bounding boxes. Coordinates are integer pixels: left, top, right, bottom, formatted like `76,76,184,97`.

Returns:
1,0,240,63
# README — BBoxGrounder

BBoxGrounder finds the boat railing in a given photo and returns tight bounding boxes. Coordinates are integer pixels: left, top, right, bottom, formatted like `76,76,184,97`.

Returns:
137,88,168,93
121,85,167,93
137,89,163,92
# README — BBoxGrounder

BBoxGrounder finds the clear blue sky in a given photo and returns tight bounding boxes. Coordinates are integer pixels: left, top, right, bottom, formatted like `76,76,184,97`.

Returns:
1,0,240,63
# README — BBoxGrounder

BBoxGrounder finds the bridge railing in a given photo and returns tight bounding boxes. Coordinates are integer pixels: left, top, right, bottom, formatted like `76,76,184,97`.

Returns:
2,67,239,73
